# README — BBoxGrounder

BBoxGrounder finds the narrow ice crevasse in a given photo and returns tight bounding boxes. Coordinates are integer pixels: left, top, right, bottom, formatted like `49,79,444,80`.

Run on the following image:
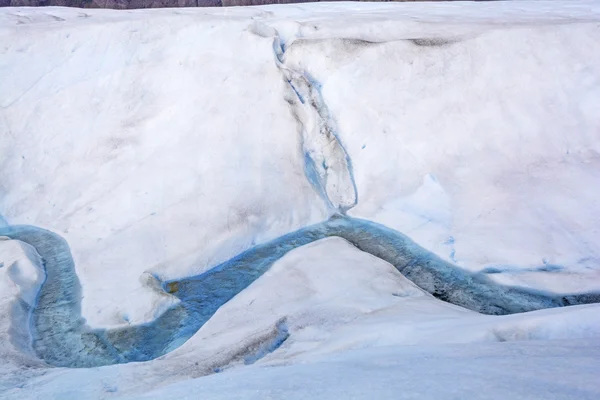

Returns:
269,27,358,215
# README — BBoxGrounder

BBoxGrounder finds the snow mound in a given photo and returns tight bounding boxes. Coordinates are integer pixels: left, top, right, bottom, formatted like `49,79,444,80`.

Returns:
0,238,46,389
1,229,599,398
1,1,600,398
2,2,600,331
125,237,600,399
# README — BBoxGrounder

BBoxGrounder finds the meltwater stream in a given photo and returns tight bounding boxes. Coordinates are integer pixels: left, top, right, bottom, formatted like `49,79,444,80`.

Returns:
1,216,599,368
2,25,599,369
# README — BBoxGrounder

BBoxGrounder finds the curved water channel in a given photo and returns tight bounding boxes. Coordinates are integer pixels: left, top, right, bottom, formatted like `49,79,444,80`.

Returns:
2,216,599,368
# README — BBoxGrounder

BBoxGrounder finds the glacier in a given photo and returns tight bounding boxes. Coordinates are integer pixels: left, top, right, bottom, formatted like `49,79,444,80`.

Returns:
1,1,600,399
3,216,597,368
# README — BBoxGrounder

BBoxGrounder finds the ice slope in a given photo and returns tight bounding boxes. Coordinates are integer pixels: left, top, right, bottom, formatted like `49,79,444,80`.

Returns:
1,236,599,399
0,6,330,328
275,8,600,277
0,237,46,390
5,214,595,369
2,2,600,331
127,339,600,400
1,0,600,398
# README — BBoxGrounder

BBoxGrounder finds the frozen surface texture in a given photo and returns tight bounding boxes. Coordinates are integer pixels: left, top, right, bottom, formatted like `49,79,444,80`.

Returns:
1,1,600,399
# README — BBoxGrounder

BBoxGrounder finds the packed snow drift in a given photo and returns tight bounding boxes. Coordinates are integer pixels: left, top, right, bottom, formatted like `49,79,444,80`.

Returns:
1,1,600,399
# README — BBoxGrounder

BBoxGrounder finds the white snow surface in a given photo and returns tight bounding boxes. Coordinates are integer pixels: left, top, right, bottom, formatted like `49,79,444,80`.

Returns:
1,1,600,399
0,238,45,377
1,0,600,327
2,237,600,399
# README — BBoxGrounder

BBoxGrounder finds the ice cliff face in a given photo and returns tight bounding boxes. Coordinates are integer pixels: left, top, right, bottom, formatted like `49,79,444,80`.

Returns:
1,4,600,398
1,2,600,333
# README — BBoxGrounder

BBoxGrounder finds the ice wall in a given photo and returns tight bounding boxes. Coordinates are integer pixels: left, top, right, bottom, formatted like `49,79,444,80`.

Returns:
1,2,600,329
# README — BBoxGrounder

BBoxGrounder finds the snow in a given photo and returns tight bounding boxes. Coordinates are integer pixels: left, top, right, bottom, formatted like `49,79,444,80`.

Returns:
2,0,600,328
2,236,599,399
286,21,600,272
126,339,600,400
0,238,46,390
1,1,600,399
1,7,328,328
0,237,45,309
